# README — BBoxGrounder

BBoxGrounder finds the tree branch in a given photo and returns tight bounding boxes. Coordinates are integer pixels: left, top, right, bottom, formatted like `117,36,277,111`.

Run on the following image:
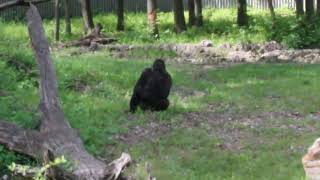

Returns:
0,120,43,158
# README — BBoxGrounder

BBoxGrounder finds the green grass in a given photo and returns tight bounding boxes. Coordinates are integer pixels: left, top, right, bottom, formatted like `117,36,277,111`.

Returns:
2,8,319,48
1,8,320,179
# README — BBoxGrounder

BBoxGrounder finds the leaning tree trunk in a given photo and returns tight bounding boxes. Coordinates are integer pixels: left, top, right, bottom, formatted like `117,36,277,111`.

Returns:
188,0,195,26
173,0,187,33
117,0,124,31
237,0,248,26
54,0,60,41
79,0,94,34
295,0,304,16
147,0,159,37
267,0,275,22
0,5,130,180
194,0,203,26
306,0,314,20
63,0,71,35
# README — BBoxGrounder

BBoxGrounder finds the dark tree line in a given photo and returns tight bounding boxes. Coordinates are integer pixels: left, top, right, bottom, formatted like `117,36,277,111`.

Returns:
6,0,320,42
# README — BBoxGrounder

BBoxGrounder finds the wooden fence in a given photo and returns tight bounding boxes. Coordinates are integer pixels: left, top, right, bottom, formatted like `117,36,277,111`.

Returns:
0,0,298,20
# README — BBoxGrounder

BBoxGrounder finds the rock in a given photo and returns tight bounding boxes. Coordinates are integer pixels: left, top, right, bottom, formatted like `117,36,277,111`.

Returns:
302,138,320,180
219,43,233,49
227,51,257,62
1,175,8,180
200,40,213,47
259,41,285,53
259,50,282,62
235,43,260,52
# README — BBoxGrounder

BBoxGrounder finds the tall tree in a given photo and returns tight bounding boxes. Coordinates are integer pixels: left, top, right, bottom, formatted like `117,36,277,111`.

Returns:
173,0,187,33
147,0,159,37
237,0,248,26
317,0,320,15
79,0,94,34
295,0,304,16
54,0,60,41
117,0,124,31
306,0,314,20
267,0,275,22
188,0,195,26
194,0,203,26
63,0,71,35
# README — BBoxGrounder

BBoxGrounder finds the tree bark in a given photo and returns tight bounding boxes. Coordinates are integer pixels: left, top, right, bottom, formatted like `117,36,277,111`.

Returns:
117,0,124,31
173,0,187,33
194,0,203,26
54,0,60,41
267,0,275,22
147,0,159,37
79,0,94,34
237,0,248,26
188,0,195,26
63,0,71,35
0,5,130,179
317,0,320,15
306,0,314,20
295,0,304,16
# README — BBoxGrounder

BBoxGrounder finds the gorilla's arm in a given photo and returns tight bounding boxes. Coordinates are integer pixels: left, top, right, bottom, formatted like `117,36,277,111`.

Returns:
130,68,153,112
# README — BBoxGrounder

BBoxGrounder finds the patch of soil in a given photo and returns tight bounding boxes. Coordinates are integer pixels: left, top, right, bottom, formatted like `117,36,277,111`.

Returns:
0,90,9,97
171,86,205,99
66,80,91,93
114,111,316,151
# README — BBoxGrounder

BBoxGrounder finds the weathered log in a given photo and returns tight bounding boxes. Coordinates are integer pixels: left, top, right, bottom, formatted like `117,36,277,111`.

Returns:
0,4,131,180
302,138,320,180
65,23,117,47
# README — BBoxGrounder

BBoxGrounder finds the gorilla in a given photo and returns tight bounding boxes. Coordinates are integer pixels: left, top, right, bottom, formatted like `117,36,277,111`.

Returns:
130,59,172,113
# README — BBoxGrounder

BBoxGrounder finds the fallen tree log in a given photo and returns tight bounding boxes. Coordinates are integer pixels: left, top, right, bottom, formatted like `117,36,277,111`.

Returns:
66,23,117,47
0,4,130,180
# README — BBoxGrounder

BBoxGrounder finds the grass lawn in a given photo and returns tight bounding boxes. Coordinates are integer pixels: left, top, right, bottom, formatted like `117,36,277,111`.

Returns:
0,8,319,180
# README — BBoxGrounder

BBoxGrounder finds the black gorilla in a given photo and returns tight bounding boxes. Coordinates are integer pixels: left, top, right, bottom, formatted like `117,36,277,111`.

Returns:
130,59,172,113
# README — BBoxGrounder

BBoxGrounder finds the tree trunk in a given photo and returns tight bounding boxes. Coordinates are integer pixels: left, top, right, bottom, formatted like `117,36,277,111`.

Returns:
0,5,130,179
63,0,71,35
79,0,94,34
194,0,203,26
317,0,320,15
54,0,60,41
173,0,187,33
267,0,275,21
295,0,304,16
147,0,159,37
237,0,248,26
188,0,195,26
306,0,314,20
117,0,124,31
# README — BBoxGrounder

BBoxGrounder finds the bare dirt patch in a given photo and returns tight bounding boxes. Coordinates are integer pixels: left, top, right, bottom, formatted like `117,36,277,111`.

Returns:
114,111,316,151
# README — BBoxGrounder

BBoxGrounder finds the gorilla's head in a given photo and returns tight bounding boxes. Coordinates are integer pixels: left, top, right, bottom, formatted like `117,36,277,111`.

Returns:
153,59,166,72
